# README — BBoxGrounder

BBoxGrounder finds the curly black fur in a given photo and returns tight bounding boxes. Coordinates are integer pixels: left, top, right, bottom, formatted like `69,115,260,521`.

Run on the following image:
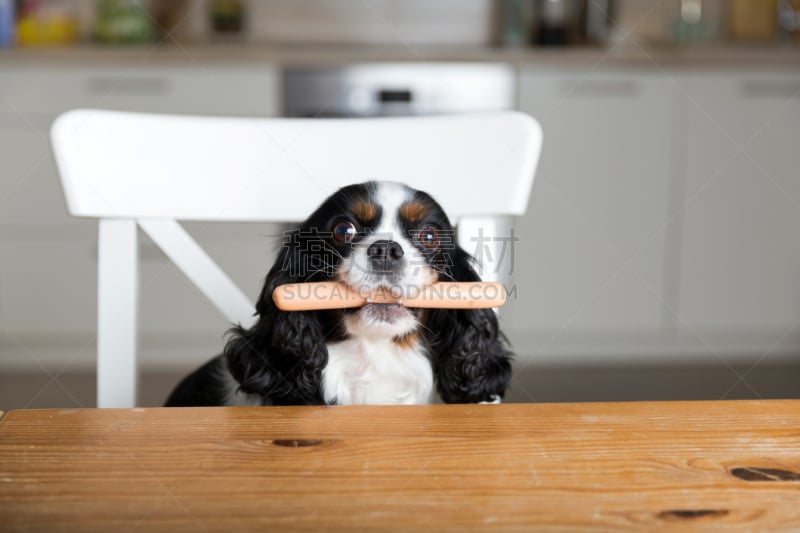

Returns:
224,212,360,405
424,246,512,403
224,265,330,406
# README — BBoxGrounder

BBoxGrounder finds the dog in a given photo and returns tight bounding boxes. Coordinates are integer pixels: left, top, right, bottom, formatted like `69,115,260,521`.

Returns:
165,181,512,406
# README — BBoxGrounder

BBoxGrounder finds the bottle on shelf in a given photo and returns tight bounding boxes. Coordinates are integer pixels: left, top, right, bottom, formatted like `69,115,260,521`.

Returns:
535,0,568,46
0,0,14,47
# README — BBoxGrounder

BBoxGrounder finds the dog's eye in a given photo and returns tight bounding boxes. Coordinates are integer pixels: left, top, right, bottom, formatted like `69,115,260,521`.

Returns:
417,225,440,249
332,221,357,243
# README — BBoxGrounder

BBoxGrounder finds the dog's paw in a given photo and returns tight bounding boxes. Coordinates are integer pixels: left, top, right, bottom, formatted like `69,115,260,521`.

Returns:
479,395,502,405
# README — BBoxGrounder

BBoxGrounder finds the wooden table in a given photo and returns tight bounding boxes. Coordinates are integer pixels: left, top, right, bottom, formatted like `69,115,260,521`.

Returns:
1,401,799,532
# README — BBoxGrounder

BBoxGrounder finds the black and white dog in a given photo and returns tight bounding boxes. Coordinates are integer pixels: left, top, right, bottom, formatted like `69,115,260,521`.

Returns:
165,181,511,406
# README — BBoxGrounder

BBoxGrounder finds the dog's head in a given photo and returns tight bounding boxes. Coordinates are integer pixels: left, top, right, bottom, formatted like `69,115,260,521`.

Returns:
294,181,455,339
226,181,511,405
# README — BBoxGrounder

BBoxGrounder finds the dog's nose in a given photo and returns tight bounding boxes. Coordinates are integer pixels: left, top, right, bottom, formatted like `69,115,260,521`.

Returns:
367,239,404,271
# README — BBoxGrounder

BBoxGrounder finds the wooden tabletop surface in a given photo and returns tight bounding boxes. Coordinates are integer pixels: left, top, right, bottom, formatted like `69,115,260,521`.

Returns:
1,401,799,532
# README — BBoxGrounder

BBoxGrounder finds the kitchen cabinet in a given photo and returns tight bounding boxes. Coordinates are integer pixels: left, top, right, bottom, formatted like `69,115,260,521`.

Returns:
510,69,676,343
0,65,280,116
510,67,800,362
0,64,281,368
675,72,800,337
3,59,799,371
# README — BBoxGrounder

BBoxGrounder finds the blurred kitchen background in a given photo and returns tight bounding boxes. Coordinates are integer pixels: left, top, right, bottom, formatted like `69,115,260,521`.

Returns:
0,0,799,408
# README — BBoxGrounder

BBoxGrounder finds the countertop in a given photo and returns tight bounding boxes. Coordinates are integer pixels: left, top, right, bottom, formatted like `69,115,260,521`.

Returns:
1,42,799,69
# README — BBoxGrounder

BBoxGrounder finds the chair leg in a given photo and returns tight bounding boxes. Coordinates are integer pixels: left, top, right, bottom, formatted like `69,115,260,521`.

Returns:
97,219,138,408
457,216,514,286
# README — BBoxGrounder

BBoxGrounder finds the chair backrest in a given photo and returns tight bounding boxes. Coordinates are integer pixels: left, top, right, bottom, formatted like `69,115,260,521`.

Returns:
51,109,542,407
53,109,540,220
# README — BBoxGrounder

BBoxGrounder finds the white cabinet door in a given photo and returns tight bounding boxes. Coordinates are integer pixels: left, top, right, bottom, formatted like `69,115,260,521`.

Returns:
0,120,98,347
0,64,281,369
0,65,280,117
510,69,675,341
0,123,277,368
676,72,800,336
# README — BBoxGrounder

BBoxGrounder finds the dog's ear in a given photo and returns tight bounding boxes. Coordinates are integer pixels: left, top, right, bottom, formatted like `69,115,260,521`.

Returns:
225,233,329,405
424,246,512,404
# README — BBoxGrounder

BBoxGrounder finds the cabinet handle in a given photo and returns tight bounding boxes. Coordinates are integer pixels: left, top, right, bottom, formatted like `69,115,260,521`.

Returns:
560,79,640,98
740,80,800,99
85,77,170,95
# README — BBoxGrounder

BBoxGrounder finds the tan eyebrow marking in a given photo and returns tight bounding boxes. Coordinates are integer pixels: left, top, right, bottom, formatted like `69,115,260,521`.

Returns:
400,201,428,224
352,200,378,221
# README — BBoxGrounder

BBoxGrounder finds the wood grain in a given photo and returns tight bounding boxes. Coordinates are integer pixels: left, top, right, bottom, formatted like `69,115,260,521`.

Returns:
1,401,799,532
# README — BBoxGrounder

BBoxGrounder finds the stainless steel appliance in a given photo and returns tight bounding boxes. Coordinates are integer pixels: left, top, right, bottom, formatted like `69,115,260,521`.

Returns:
282,64,515,118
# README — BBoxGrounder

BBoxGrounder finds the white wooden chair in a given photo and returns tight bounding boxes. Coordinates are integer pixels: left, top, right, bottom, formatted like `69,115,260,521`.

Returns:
51,109,542,407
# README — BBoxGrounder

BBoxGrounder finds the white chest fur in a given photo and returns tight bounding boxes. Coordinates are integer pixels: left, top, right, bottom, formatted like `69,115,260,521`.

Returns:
322,338,433,405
